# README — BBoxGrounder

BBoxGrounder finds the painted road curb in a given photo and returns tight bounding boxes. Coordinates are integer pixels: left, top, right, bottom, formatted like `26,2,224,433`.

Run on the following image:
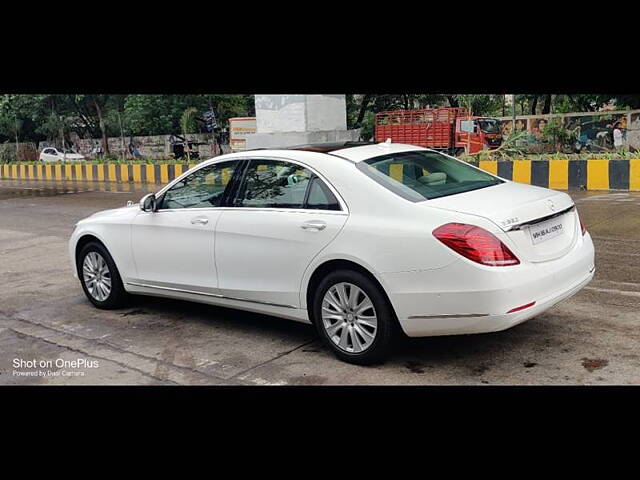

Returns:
1,159,639,191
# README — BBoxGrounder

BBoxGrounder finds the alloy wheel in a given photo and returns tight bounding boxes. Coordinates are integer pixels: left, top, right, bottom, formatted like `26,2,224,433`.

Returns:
82,251,112,301
321,282,378,353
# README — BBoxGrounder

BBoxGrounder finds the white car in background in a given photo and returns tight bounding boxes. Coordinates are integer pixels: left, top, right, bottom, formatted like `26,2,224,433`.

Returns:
68,142,595,365
39,147,85,162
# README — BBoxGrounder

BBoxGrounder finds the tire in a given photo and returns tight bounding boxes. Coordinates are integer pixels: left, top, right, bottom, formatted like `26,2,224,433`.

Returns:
77,241,128,309
312,269,395,365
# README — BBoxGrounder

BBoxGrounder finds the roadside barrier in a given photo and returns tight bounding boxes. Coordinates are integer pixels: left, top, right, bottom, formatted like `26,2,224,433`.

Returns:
1,159,639,191
470,159,640,191
0,162,199,185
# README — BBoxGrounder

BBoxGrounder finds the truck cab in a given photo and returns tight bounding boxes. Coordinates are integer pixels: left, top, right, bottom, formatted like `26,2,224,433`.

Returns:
455,117,502,155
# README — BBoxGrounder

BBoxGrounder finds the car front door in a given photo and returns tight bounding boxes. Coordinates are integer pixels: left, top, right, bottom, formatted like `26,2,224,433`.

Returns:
215,158,348,308
130,159,241,293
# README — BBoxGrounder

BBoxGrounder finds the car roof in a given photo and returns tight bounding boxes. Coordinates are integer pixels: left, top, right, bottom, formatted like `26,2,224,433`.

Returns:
244,142,428,163
329,142,429,162
285,141,375,153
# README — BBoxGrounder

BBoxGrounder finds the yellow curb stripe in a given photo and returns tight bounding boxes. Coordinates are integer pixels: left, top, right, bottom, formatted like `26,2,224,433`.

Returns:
11,164,18,178
512,160,531,184
120,164,129,182
145,164,155,183
160,164,169,183
174,164,183,178
54,165,62,180
587,159,609,191
108,164,117,182
19,165,26,179
548,160,568,190
75,164,82,180
630,159,640,192
479,160,498,175
390,163,403,182
64,164,72,180
132,164,142,183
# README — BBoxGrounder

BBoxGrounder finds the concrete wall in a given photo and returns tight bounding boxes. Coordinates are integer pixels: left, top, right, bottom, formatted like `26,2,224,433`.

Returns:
0,142,38,162
244,128,361,150
254,95,347,133
38,133,229,160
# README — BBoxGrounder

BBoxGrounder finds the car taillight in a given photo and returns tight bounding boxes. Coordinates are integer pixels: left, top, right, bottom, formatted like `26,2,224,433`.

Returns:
433,223,520,267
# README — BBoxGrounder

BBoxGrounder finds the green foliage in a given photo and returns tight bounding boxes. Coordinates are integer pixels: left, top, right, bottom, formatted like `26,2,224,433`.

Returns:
0,94,254,143
180,107,199,136
123,94,252,136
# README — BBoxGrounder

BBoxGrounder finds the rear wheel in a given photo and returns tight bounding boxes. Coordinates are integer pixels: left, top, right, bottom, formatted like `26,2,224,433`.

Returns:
77,242,128,309
313,269,395,365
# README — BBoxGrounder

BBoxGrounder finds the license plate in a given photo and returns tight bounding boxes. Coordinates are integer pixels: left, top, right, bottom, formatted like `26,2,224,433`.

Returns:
529,217,565,245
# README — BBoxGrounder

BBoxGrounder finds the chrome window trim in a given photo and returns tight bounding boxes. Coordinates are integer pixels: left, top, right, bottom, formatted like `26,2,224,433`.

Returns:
153,155,350,215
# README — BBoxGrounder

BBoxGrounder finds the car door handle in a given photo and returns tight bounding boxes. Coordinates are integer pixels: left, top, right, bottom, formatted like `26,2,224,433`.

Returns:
301,220,327,231
191,217,209,225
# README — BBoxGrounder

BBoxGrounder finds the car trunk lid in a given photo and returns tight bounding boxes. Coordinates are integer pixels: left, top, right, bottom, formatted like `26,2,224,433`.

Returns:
425,181,578,263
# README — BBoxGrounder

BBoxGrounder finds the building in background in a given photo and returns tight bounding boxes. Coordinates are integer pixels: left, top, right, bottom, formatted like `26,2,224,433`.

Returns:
229,117,257,152
244,95,360,149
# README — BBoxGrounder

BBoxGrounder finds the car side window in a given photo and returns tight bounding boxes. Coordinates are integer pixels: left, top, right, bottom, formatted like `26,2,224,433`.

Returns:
159,160,239,210
234,159,313,209
305,176,341,211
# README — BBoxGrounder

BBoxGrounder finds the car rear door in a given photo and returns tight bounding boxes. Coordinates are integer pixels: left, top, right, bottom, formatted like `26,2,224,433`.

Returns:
214,158,348,308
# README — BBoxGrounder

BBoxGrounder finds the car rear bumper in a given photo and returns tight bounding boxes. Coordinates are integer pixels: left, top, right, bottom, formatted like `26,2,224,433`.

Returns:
382,232,595,337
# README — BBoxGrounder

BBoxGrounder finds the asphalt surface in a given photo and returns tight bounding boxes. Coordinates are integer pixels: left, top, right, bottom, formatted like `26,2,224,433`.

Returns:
0,178,638,385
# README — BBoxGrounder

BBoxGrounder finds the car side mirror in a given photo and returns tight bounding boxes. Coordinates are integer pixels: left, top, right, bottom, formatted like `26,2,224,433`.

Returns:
140,193,157,212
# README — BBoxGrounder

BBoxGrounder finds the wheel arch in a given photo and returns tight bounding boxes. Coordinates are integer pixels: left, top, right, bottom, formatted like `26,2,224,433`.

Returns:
73,233,127,282
75,234,107,264
303,258,397,326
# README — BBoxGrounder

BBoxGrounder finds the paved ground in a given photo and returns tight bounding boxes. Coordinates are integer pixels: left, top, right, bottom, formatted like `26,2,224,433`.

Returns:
0,178,638,385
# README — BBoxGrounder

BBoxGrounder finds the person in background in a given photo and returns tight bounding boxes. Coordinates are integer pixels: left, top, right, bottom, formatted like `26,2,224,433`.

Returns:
613,122,625,151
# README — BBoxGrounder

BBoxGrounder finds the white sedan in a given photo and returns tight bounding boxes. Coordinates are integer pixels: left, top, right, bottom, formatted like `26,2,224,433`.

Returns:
68,142,595,364
40,147,85,162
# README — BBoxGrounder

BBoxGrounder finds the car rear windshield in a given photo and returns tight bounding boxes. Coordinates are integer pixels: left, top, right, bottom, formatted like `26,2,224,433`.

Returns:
356,150,502,201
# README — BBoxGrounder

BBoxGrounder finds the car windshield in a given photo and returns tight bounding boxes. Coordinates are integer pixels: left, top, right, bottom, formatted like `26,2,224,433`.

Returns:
356,150,502,201
477,119,500,134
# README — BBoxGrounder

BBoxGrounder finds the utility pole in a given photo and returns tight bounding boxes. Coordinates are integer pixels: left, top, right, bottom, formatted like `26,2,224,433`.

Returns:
117,110,125,161
466,96,471,154
59,114,66,161
512,94,516,133
14,113,19,162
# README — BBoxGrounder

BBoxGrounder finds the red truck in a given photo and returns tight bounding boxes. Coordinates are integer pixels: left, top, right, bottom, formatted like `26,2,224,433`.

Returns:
374,107,502,155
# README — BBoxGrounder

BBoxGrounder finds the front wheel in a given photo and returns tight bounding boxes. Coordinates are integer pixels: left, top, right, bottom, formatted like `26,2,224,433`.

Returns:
77,242,128,309
313,269,396,365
